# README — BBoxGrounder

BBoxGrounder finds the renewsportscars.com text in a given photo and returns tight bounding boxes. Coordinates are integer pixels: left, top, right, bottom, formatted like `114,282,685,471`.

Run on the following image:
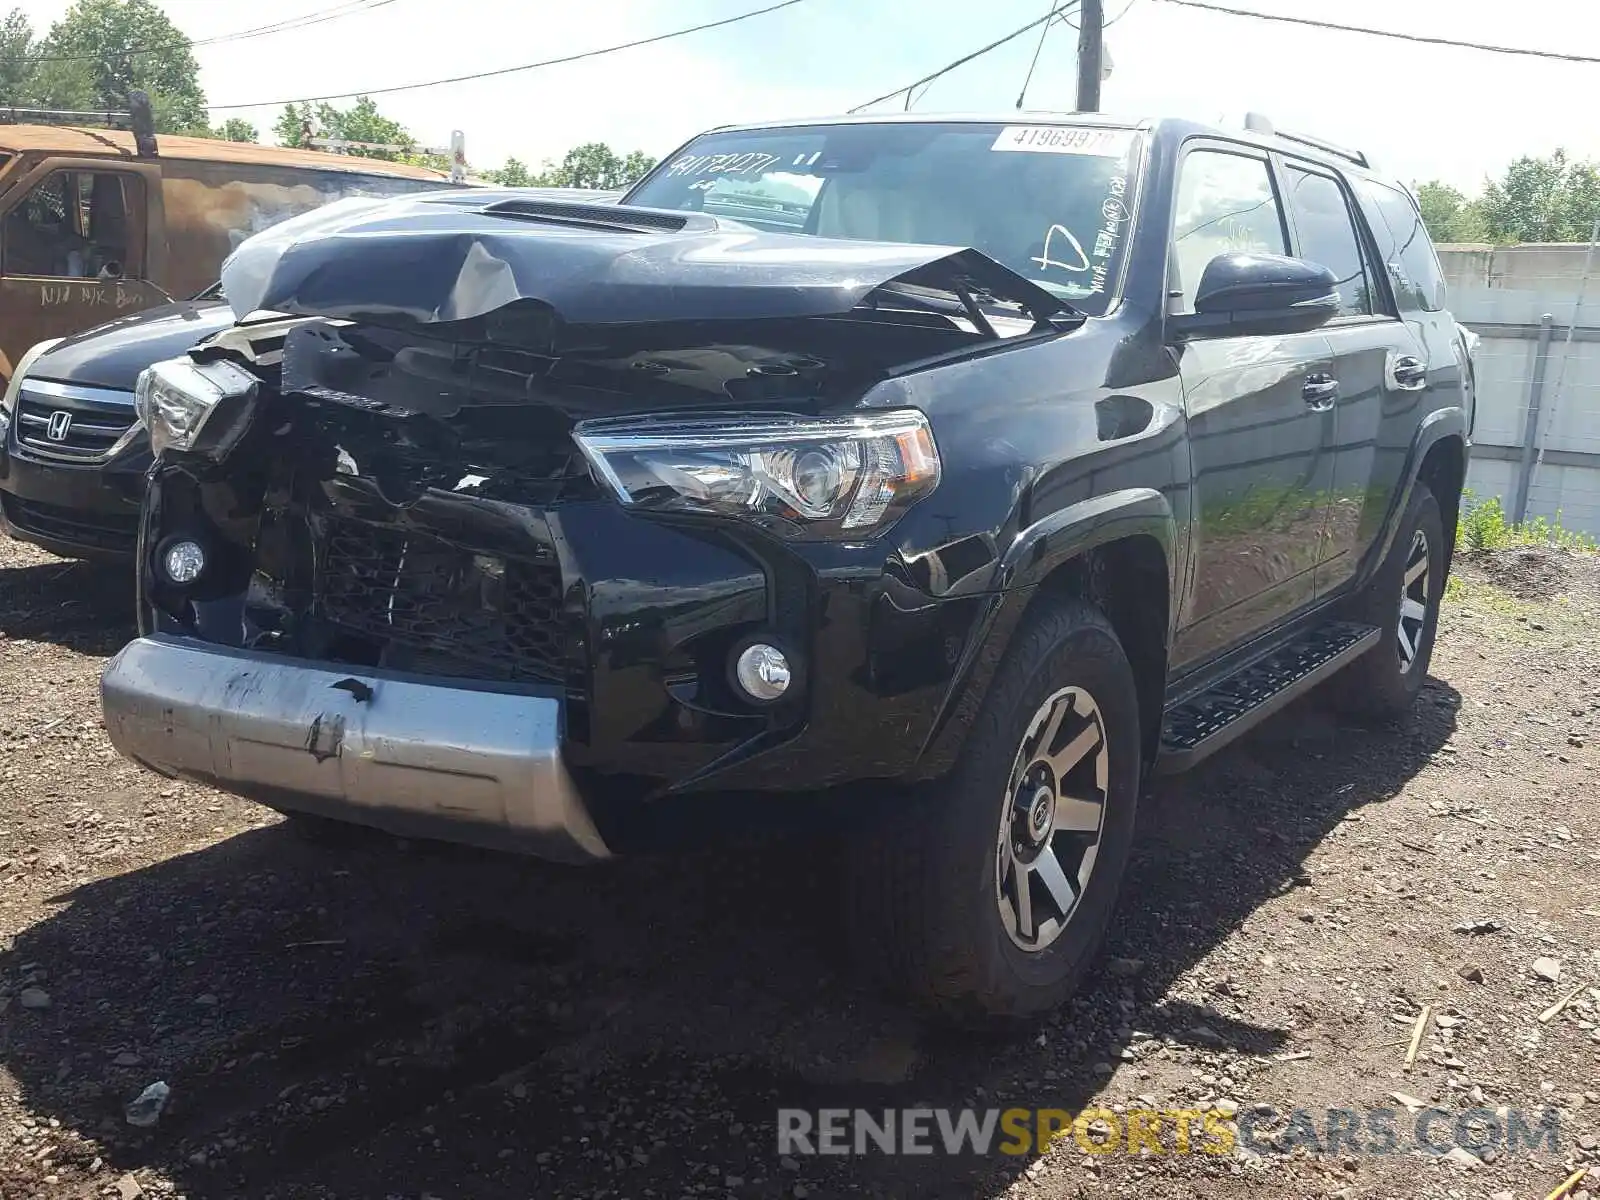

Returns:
776,1105,1562,1158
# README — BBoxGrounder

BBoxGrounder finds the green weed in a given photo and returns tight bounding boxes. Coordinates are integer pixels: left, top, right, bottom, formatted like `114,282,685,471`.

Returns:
1457,490,1596,553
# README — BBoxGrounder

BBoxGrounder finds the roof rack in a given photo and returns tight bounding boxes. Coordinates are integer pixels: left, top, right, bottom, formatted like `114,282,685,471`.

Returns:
0,89,158,156
309,128,468,183
1242,112,1368,168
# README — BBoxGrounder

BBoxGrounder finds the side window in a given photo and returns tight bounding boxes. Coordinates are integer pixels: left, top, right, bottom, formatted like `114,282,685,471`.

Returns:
1171,149,1287,314
1360,179,1447,312
1281,166,1375,318
2,169,144,280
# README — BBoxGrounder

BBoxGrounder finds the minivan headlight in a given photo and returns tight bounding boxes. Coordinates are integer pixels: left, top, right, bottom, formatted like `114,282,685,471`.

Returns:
573,410,941,540
135,357,260,458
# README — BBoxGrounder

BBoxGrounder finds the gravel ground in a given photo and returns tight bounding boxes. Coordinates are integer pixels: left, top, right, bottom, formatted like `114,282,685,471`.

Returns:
0,535,1596,1200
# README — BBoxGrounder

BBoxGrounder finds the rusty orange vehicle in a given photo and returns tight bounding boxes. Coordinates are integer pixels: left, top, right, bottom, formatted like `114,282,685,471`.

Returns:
0,115,455,384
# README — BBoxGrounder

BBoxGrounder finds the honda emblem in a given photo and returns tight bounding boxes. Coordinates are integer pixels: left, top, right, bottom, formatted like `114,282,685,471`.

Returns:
45,411,73,442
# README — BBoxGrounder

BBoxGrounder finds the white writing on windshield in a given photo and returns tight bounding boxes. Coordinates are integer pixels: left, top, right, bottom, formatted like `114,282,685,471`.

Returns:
665,151,784,178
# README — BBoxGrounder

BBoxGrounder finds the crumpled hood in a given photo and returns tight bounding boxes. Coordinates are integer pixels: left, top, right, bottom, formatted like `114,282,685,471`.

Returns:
217,189,1064,329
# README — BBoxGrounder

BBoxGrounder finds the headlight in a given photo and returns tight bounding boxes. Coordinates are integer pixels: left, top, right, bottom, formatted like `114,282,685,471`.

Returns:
1,338,64,419
573,410,941,539
135,356,260,458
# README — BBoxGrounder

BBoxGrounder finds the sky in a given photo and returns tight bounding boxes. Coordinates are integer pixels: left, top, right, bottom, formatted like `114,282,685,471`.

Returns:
10,0,1600,190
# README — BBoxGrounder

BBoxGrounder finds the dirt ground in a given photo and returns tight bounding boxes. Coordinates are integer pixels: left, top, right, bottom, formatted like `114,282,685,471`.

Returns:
0,534,1596,1200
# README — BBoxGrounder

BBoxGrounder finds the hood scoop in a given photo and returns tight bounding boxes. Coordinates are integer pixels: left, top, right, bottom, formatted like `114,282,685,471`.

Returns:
478,197,699,235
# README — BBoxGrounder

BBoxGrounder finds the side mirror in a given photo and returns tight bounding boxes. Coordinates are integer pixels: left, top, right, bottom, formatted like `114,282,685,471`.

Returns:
1170,252,1340,339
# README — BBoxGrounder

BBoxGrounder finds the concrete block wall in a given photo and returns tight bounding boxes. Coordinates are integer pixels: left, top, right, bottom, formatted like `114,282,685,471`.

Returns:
1438,243,1600,535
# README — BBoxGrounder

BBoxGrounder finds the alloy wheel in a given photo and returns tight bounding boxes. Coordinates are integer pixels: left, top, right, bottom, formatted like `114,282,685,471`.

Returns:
1397,528,1430,673
995,685,1110,953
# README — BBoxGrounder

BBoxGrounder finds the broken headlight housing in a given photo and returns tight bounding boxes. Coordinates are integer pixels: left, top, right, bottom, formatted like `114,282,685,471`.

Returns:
135,356,260,458
573,410,941,540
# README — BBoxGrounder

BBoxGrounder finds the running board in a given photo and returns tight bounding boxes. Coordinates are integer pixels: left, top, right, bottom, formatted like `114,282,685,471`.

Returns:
1156,621,1380,774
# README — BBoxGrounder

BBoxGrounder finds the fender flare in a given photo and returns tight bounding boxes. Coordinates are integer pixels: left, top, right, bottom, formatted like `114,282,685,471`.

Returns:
911,487,1178,780
996,486,1178,594
1366,406,1468,574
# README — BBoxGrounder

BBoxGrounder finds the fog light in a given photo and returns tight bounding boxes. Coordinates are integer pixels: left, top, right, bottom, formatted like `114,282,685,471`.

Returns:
161,539,206,584
734,642,791,702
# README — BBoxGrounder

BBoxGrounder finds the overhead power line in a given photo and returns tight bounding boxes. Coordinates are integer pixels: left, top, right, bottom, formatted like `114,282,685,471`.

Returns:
3,0,400,64
1160,0,1600,65
208,0,807,110
851,0,1081,113
1062,0,1138,30
192,0,401,46
1104,0,1140,27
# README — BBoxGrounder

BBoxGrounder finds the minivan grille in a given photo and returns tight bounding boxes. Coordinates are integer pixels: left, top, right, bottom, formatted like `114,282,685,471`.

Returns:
13,381,137,462
315,517,566,683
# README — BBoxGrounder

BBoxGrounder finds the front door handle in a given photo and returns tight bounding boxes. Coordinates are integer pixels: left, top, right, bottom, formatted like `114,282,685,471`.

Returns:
1389,354,1428,391
1302,373,1339,411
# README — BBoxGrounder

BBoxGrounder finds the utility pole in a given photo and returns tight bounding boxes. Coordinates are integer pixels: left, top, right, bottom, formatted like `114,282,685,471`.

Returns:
1076,0,1104,112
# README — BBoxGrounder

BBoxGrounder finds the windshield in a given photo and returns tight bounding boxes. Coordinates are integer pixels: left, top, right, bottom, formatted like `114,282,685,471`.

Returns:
624,121,1140,315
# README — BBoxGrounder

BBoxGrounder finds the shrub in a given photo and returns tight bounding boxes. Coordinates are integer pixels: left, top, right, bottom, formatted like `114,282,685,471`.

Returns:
1457,490,1596,552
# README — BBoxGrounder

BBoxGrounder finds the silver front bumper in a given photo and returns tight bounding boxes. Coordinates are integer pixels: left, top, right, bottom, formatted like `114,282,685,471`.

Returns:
101,636,611,863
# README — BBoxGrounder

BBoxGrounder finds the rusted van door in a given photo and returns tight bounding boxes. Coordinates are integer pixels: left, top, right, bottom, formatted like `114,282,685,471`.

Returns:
158,160,455,301
0,156,168,378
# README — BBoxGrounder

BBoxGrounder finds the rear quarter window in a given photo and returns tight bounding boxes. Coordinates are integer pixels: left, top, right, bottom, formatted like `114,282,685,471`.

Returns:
1356,178,1447,313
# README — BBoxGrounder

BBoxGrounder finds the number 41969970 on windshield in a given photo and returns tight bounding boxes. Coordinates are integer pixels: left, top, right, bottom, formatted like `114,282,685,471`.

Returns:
991,126,1132,157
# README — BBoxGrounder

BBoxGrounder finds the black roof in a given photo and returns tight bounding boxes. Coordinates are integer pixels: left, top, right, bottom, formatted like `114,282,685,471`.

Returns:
701,111,1384,183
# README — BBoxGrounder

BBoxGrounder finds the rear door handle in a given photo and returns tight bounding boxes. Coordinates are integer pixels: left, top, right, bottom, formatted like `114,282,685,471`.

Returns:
1302,373,1339,410
1389,354,1428,391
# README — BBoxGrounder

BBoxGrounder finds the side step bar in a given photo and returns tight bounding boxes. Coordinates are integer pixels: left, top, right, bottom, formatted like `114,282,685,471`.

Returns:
1156,621,1380,774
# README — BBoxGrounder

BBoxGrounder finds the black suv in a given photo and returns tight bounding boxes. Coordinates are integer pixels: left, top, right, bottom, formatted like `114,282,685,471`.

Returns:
100,114,1471,1018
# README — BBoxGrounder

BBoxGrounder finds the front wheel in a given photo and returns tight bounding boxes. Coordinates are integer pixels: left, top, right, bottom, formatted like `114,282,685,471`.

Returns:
845,598,1143,1021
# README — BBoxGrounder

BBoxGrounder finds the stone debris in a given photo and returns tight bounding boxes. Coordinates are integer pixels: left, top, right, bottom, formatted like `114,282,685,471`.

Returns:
125,1081,170,1129
1442,1146,1481,1170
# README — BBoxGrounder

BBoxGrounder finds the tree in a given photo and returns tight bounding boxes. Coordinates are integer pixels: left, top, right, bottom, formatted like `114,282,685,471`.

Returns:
272,101,315,149
213,116,257,143
537,142,656,190
1414,181,1489,244
38,0,206,132
274,96,414,159
619,150,655,185
1479,150,1600,244
0,7,97,112
0,8,36,102
483,156,535,187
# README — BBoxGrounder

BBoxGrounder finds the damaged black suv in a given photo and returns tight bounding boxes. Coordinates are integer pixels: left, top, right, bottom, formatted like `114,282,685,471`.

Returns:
101,114,1472,1018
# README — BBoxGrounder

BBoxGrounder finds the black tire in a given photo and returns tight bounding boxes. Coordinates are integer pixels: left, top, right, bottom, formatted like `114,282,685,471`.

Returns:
844,598,1143,1021
1332,480,1445,720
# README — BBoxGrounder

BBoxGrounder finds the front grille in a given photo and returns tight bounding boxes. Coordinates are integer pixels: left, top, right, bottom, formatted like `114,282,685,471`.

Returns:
13,381,137,462
316,517,566,683
1,494,139,553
